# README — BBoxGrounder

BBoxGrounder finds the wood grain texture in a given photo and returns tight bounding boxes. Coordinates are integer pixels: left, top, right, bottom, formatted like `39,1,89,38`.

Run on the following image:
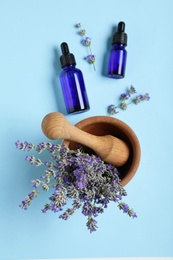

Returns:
41,112,130,167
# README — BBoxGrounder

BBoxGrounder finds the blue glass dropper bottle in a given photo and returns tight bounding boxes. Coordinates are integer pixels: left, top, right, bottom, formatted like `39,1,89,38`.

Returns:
107,21,128,79
59,42,90,114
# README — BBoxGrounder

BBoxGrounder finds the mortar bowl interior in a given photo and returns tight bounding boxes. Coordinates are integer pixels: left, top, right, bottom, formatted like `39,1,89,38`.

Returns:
62,116,141,186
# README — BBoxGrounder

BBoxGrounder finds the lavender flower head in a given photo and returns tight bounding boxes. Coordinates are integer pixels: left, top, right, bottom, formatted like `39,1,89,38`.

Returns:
76,23,96,70
82,37,92,46
16,141,137,233
108,105,119,115
121,92,131,100
85,54,96,64
108,85,150,116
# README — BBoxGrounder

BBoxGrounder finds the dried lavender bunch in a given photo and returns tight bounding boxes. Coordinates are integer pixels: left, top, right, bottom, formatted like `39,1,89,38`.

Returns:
76,23,96,71
15,141,137,233
108,85,150,115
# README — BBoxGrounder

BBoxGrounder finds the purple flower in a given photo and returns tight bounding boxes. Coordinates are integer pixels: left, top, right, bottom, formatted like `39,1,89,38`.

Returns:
36,142,45,153
50,203,58,213
76,181,86,189
41,204,50,213
131,211,137,219
107,164,114,170
129,85,137,94
19,190,38,210
28,190,38,199
72,199,82,209
76,23,96,70
107,86,150,115
143,93,150,101
44,161,53,168
86,217,98,233
74,170,87,189
15,140,20,149
82,202,92,216
19,200,28,210
133,93,150,104
85,54,96,64
15,140,34,151
59,208,75,220
82,37,91,46
17,138,137,233
59,212,69,220
74,170,86,180
122,204,129,213
118,202,129,213
121,92,131,100
25,155,34,164
133,95,142,104
108,105,118,115
31,179,40,188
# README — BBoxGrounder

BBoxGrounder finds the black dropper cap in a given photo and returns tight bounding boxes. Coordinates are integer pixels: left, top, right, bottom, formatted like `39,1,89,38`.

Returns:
112,21,127,46
60,42,76,68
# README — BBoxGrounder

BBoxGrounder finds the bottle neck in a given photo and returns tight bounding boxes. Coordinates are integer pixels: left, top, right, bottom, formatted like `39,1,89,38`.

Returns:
112,43,126,50
62,64,76,70
113,43,126,47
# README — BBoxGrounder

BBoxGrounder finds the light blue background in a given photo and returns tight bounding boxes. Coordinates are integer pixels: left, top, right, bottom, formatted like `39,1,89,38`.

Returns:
0,0,173,259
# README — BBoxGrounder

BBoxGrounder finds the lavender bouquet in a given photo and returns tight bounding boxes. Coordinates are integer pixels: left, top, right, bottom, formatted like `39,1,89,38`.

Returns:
16,141,137,233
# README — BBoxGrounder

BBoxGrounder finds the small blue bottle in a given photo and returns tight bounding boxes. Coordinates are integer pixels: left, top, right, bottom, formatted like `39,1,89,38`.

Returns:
107,21,128,79
59,42,90,114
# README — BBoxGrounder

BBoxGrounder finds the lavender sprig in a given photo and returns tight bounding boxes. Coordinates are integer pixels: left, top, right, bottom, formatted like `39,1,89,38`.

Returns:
16,141,137,233
76,23,96,71
108,85,150,115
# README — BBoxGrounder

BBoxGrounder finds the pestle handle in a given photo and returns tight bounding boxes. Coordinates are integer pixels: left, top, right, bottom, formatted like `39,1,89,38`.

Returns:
41,112,130,167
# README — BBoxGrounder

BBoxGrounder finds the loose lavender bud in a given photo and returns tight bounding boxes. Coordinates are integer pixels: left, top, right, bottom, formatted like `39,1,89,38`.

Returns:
79,29,86,36
25,156,42,166
133,95,143,104
42,203,50,213
31,179,41,188
44,161,54,168
108,105,118,115
86,217,98,233
41,183,50,191
85,54,96,64
119,202,129,213
128,209,137,218
72,199,82,209
59,208,75,220
82,36,92,46
121,92,131,100
129,85,137,94
36,142,53,153
25,155,35,165
119,102,127,110
50,203,59,213
143,93,150,101
76,23,81,28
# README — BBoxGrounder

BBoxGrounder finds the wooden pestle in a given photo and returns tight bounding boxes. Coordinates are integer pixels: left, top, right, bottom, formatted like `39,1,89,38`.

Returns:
41,112,130,167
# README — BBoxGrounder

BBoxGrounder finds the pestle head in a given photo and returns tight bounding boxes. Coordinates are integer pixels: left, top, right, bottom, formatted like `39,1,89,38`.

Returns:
41,112,67,140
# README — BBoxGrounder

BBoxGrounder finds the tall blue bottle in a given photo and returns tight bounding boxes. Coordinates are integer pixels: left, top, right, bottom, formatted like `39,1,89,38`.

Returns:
59,42,90,114
107,21,128,79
